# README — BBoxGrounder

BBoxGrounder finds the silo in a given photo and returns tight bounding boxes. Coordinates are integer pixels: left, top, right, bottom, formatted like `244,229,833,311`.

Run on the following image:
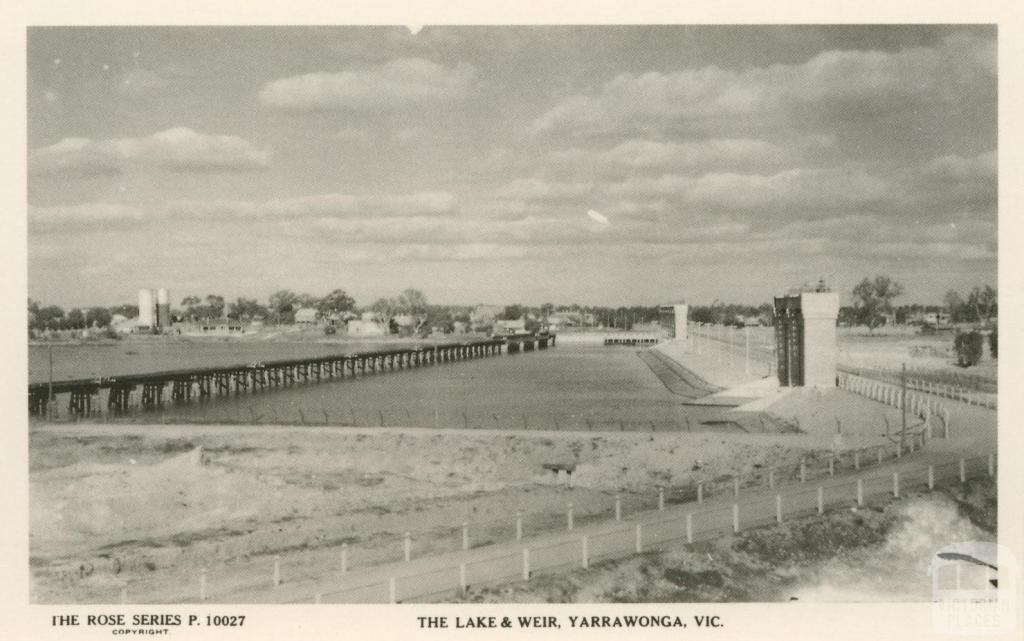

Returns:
138,288,155,328
156,288,171,328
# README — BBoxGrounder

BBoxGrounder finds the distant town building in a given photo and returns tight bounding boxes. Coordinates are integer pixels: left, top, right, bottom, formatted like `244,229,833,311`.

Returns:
494,318,527,334
294,307,318,324
347,319,385,336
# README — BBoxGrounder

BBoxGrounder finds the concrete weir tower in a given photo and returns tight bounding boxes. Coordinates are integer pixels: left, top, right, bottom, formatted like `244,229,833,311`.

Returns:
156,288,171,328
773,289,839,388
138,288,156,329
658,303,689,339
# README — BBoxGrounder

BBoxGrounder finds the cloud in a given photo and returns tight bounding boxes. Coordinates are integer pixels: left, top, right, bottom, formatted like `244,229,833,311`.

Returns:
587,209,609,225
29,127,272,176
28,203,147,233
597,138,791,170
258,58,476,110
532,36,995,135
165,191,456,220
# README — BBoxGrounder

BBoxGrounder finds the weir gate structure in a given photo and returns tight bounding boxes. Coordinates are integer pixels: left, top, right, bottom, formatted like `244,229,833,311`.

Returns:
29,335,555,418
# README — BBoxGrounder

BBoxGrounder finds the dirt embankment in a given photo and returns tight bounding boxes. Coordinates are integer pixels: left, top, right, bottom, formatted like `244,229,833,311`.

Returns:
30,425,827,603
451,478,996,603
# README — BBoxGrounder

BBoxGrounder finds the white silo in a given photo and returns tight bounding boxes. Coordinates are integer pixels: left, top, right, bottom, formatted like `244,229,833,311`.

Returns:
156,288,171,328
138,288,155,328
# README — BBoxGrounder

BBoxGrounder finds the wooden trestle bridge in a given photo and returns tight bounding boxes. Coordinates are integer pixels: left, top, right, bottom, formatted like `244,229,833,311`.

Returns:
29,334,555,418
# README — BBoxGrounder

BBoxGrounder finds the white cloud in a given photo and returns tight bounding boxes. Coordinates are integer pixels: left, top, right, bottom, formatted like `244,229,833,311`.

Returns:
29,127,272,176
258,58,476,110
598,138,790,169
532,37,995,135
28,203,147,233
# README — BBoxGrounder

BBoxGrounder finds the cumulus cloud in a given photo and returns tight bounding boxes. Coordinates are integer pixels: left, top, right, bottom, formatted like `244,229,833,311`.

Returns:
29,127,272,176
532,36,995,135
28,203,147,233
258,58,476,110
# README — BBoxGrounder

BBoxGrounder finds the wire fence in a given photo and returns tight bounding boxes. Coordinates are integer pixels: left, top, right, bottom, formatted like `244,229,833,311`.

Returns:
838,371,957,438
94,429,949,605
838,364,997,409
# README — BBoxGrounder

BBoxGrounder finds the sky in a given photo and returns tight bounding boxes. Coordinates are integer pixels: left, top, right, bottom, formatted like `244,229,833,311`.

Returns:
26,25,997,308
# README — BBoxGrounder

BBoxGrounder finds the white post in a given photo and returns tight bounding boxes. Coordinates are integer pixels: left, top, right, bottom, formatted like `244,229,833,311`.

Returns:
893,472,900,498
273,555,281,587
685,513,693,544
462,522,469,551
800,460,806,483
960,458,966,483
768,469,775,488
522,548,530,580
854,450,860,470
581,535,589,569
697,482,704,504
943,408,950,438
516,512,523,540
928,465,935,490
732,503,740,533
829,456,835,477
635,524,643,554
567,503,574,531
988,453,995,477
817,487,824,515
614,495,621,521
341,543,348,573
200,568,207,601
878,447,884,465
388,577,396,604
658,487,665,511
404,532,411,562
459,563,467,592
856,479,863,507
775,494,783,524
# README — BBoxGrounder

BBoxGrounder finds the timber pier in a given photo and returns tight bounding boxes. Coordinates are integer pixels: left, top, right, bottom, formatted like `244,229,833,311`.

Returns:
29,334,555,418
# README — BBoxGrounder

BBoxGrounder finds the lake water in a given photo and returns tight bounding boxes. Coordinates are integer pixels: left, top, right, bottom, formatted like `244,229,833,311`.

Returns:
29,340,760,433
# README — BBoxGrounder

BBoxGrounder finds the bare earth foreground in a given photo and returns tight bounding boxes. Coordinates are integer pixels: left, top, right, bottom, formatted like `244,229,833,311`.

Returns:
31,424,834,603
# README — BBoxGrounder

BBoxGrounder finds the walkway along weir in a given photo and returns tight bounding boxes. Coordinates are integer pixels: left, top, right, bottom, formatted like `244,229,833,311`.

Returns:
29,335,555,418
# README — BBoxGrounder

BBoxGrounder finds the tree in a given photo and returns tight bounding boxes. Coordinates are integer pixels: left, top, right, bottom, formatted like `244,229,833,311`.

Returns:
228,297,266,321
852,276,904,330
65,308,86,329
268,290,300,324
205,295,225,319
318,289,356,316
370,297,399,329
85,307,112,328
397,288,428,315
967,286,997,326
36,305,65,330
943,290,965,323
500,304,524,320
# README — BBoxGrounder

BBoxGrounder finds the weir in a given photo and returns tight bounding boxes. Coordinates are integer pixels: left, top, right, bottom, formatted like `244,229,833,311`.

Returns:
29,336,552,418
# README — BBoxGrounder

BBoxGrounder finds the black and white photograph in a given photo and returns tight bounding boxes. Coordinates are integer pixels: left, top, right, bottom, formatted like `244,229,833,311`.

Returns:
8,9,1020,639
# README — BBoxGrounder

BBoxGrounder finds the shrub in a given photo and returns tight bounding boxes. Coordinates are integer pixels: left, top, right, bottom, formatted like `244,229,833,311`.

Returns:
955,331,984,367
989,326,997,358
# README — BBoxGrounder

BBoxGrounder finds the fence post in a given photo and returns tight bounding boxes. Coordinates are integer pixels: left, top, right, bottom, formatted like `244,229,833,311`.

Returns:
522,548,530,580
896,442,902,458
856,479,863,507
733,477,740,497
516,512,523,540
960,458,966,483
459,563,467,592
462,522,469,551
614,495,622,521
800,460,806,483
988,453,995,477
697,482,704,504
943,408,950,438
404,532,411,562
854,450,860,470
768,469,775,489
828,456,835,477
685,513,693,544
341,543,348,573
928,465,935,490
893,472,900,498
581,535,589,569
732,503,740,533
817,487,824,515
567,503,574,531
635,524,643,554
273,555,281,587
388,577,397,604
776,494,783,524
200,567,207,601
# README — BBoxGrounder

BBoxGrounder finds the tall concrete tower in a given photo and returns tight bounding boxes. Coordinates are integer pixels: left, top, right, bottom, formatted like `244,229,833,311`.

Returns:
156,288,171,328
774,290,839,388
138,288,155,328
658,303,688,339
